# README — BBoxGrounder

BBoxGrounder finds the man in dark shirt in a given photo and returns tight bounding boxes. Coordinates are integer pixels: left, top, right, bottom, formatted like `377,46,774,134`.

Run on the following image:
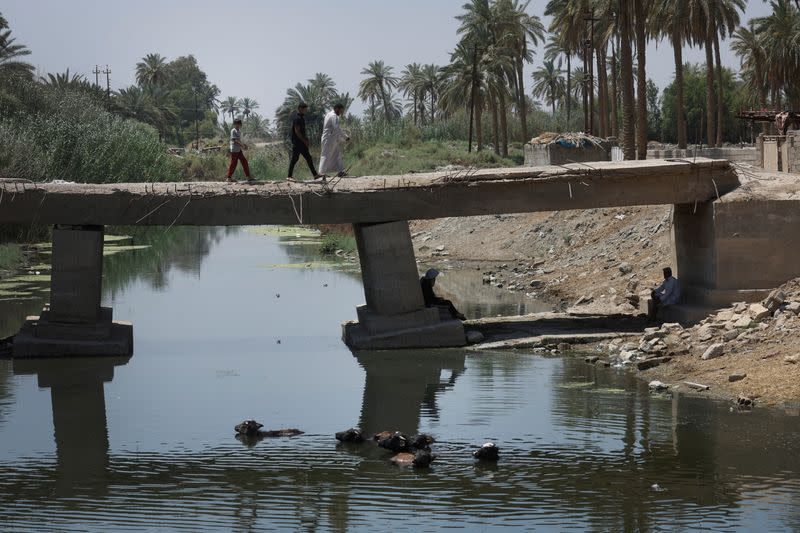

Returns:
420,268,466,320
287,102,320,180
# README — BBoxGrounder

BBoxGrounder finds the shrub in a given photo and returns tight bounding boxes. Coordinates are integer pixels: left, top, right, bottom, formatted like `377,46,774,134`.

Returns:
0,90,179,183
0,244,24,271
320,233,357,255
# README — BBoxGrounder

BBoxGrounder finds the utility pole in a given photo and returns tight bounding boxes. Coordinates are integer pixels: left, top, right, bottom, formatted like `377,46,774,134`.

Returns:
468,44,479,153
102,65,111,106
92,65,100,87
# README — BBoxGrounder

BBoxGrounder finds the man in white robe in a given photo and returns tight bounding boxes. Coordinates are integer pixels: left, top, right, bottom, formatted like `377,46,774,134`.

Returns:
319,103,349,177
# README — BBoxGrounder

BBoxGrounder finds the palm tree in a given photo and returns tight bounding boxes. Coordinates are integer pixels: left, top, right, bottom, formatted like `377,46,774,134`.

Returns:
420,64,443,123
545,36,573,124
308,72,339,104
244,112,270,138
41,69,89,90
753,1,800,110
441,42,486,151
146,84,177,140
709,0,745,146
619,0,637,159
654,0,690,148
596,22,612,138
634,0,648,158
0,22,34,79
399,63,424,125
135,53,168,86
200,84,220,113
482,44,516,155
275,74,350,146
238,97,259,118
494,0,545,143
114,86,159,125
358,60,399,121
532,60,565,117
731,21,768,131
546,0,616,136
336,92,355,113
456,0,495,45
220,96,239,122
687,0,743,146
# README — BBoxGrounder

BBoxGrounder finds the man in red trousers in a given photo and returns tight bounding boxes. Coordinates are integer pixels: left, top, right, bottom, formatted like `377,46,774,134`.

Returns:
226,118,254,183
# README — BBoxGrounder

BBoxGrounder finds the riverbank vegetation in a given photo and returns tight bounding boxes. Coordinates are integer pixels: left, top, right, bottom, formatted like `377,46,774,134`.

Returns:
320,232,357,256
0,244,24,273
1,2,798,185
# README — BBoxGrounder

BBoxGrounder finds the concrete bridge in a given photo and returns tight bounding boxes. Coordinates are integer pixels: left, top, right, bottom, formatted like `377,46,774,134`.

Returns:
3,158,796,356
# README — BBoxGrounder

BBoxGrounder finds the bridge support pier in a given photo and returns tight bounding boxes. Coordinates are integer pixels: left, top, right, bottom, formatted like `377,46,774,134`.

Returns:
13,225,133,358
343,221,466,350
667,199,798,322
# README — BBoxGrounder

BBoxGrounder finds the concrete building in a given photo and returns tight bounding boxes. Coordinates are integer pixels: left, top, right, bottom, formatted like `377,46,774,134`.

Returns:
523,139,612,166
646,146,760,167
759,132,800,173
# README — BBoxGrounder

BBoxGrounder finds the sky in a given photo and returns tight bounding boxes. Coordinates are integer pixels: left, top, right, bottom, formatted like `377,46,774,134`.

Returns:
3,0,775,120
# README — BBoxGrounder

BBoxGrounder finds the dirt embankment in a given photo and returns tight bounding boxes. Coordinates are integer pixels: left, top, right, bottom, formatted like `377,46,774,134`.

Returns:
411,205,673,311
410,207,800,408
629,282,800,408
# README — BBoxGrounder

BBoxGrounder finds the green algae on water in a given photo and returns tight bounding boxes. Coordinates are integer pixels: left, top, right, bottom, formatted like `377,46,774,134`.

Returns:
0,289,34,299
260,261,358,271
555,381,595,389
586,387,630,395
7,274,50,283
276,239,324,246
104,234,133,243
103,245,151,256
246,226,320,238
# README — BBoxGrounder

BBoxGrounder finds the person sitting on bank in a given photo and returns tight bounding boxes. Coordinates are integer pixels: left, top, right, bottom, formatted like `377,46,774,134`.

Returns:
649,267,681,320
420,268,466,321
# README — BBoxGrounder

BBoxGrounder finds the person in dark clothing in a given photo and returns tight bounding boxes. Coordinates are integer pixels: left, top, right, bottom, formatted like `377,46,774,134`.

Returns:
420,268,466,321
287,102,320,180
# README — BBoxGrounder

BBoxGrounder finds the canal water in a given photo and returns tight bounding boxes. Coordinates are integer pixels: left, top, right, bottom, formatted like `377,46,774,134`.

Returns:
0,227,799,532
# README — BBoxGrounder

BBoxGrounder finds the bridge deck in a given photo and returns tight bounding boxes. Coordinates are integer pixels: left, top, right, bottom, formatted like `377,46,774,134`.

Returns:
0,158,738,226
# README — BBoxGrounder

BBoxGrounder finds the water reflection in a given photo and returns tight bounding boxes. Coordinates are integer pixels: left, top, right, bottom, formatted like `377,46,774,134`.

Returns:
12,356,130,497
104,226,233,296
0,227,799,531
355,350,466,435
426,267,554,319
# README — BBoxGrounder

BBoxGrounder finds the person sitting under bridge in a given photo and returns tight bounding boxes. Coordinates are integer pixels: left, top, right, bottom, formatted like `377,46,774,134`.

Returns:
420,269,466,321
649,267,681,321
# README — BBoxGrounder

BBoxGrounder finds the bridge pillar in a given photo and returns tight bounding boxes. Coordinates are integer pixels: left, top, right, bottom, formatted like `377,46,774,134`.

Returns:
343,221,466,350
667,200,789,322
13,225,133,358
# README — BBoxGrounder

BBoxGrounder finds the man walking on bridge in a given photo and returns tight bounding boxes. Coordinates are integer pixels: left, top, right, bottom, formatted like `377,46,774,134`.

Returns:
226,118,254,183
287,102,321,181
319,103,349,177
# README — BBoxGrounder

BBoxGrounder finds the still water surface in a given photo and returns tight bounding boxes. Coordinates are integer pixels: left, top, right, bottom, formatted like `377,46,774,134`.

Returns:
0,227,799,532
